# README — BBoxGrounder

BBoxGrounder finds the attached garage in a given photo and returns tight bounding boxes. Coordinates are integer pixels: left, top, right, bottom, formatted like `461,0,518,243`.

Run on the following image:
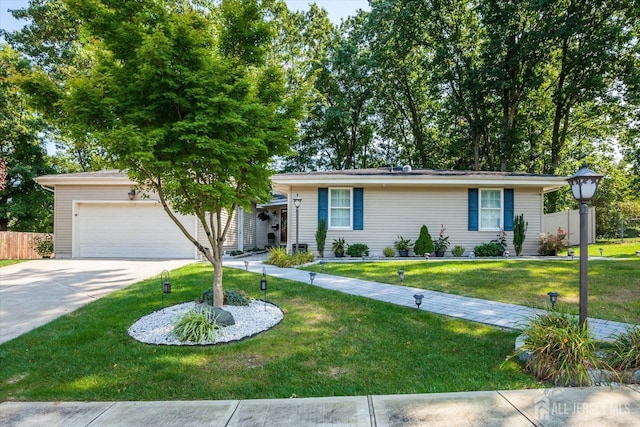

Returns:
73,202,196,259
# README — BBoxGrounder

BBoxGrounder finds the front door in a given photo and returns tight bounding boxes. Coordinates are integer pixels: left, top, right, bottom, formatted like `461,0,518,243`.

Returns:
280,209,287,244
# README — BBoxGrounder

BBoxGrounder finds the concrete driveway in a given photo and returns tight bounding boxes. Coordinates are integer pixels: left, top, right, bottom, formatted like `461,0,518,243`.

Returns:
0,259,196,345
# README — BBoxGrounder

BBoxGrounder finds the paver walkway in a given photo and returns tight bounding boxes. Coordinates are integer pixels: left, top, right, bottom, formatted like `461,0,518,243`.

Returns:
226,258,636,340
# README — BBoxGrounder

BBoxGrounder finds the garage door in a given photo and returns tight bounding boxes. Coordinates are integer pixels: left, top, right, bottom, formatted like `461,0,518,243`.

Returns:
74,202,196,258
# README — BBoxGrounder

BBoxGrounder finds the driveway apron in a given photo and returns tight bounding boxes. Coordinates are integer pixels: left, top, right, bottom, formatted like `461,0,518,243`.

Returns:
0,259,195,345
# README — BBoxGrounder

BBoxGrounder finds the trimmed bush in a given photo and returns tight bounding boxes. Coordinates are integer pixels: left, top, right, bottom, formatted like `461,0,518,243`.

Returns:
452,245,465,257
413,225,434,256
224,289,251,306
383,247,395,257
346,243,369,257
473,242,500,257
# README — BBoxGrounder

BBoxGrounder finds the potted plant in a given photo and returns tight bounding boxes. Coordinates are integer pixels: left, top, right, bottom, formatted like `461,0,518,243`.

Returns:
433,224,450,257
394,235,413,257
332,237,346,257
491,228,508,256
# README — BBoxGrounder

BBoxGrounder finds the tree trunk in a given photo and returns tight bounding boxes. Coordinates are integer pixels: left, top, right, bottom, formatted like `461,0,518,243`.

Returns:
212,256,224,308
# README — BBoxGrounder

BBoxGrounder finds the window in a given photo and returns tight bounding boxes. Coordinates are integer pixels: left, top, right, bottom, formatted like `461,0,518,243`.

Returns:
479,189,502,230
329,188,352,229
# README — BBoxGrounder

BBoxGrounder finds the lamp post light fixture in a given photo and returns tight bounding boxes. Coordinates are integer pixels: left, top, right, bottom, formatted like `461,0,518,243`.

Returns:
567,161,603,328
414,293,424,310
128,189,136,200
309,272,317,284
398,269,405,285
547,291,559,309
293,193,302,253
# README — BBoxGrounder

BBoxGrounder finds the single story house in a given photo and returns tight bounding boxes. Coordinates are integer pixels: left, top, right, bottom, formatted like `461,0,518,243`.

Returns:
35,167,568,259
270,167,569,257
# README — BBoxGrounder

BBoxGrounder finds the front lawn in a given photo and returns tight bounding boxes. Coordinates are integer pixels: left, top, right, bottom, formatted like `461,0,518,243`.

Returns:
574,239,640,258
0,260,28,268
0,264,539,401
304,259,640,324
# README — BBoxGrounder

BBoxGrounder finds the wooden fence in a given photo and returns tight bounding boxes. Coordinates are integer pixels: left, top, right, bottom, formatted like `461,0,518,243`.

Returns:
0,232,53,260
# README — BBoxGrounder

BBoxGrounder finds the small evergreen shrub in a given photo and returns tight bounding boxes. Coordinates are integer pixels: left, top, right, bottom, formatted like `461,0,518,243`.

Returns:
346,243,369,257
224,289,251,306
173,308,220,343
515,310,601,386
413,225,434,256
200,288,214,306
452,245,465,257
473,242,500,257
315,220,327,257
229,250,244,256
383,247,396,257
33,234,54,257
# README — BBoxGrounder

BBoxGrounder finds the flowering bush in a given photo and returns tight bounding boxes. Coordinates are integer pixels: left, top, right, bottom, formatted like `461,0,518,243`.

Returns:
491,228,508,253
538,228,571,255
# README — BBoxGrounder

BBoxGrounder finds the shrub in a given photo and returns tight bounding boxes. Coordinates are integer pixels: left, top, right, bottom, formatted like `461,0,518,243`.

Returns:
515,310,601,386
608,326,640,371
452,245,465,257
513,214,528,256
538,228,571,255
173,308,220,343
265,247,314,267
413,225,434,256
229,250,243,256
383,247,396,257
473,242,500,257
315,220,327,257
224,289,251,306
33,234,54,258
346,243,369,257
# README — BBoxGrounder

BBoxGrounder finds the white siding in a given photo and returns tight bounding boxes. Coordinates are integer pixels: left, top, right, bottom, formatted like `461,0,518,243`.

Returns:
289,185,545,257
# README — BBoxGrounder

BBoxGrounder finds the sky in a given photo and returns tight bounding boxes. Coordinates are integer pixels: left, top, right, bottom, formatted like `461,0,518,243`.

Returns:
0,0,371,36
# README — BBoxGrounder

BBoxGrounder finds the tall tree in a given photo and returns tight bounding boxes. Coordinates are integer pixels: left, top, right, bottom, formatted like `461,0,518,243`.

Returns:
0,45,54,232
56,0,299,307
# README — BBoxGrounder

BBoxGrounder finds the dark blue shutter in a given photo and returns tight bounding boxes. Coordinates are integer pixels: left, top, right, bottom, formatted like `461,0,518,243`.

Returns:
504,189,514,231
468,189,479,231
318,188,328,225
353,188,364,230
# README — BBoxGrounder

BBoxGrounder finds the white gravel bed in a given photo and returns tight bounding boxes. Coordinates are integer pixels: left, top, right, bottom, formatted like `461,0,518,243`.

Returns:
128,301,284,345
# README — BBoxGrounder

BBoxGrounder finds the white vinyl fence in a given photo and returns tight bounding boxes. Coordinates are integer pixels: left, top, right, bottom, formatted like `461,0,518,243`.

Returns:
543,207,596,245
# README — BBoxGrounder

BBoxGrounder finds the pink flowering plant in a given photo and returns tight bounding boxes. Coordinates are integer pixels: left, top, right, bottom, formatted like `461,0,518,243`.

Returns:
538,227,571,255
434,224,451,253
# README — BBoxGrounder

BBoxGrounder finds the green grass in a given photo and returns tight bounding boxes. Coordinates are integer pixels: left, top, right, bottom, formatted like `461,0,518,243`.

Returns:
304,258,640,324
573,239,640,258
0,260,28,267
0,264,539,401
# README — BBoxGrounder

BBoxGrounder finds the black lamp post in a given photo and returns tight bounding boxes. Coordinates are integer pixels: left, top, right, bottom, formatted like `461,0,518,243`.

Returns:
414,294,424,310
398,270,405,285
309,272,317,284
547,291,559,308
293,193,302,253
567,162,603,328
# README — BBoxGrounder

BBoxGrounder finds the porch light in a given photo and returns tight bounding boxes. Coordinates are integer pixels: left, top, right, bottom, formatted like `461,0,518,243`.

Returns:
309,272,317,284
414,294,424,310
567,162,603,328
128,189,136,200
547,291,559,308
398,270,405,284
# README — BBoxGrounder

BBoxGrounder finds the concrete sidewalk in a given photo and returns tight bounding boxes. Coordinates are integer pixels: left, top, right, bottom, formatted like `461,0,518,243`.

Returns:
226,258,636,341
2,385,639,426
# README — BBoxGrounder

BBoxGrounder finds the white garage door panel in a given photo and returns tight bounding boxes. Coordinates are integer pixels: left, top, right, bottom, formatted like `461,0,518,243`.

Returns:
76,203,195,258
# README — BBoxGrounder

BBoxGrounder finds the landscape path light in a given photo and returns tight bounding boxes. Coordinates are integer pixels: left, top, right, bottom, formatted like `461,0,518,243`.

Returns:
161,270,171,311
260,267,268,310
244,260,249,271
547,291,559,309
398,270,405,285
414,294,424,310
567,161,603,328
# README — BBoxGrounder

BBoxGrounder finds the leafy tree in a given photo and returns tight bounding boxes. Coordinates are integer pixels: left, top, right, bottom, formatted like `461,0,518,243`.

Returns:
0,45,54,232
56,0,299,307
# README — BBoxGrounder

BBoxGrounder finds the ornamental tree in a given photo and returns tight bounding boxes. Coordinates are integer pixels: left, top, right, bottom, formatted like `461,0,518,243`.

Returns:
58,0,300,306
